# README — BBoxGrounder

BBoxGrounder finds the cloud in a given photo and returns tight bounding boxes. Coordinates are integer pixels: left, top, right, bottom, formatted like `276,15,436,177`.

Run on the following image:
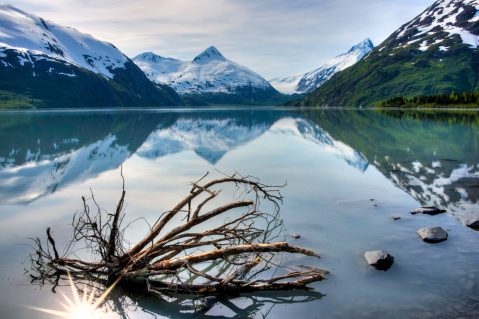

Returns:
11,0,434,78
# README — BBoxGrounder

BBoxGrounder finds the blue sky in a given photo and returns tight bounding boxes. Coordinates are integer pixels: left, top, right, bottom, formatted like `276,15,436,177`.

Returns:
12,0,433,78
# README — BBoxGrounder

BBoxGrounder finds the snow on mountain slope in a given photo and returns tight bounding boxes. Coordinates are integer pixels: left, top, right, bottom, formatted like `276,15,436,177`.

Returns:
378,0,479,52
269,39,374,95
297,39,374,93
0,4,128,78
133,46,274,95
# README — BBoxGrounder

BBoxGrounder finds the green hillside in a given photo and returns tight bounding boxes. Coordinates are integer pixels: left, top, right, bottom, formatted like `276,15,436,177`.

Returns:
300,0,479,107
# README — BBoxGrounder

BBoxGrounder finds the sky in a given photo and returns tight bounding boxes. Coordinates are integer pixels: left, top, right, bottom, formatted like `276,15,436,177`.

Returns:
11,0,434,79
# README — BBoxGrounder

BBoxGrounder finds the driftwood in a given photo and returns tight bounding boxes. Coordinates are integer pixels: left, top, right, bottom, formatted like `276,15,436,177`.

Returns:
29,171,327,300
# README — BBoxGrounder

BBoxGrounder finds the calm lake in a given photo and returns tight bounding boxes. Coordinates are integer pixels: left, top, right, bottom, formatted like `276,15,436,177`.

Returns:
0,108,478,319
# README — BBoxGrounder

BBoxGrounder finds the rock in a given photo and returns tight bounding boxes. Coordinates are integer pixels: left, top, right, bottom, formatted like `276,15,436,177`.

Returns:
391,216,401,221
466,218,479,230
291,234,301,239
364,250,394,271
200,296,218,311
410,206,446,215
417,227,448,243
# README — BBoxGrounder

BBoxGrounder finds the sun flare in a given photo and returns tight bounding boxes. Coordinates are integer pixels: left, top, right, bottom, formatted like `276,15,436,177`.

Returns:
29,274,118,319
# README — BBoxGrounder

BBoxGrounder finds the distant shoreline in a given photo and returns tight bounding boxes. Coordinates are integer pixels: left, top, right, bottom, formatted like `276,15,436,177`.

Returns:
1,106,479,114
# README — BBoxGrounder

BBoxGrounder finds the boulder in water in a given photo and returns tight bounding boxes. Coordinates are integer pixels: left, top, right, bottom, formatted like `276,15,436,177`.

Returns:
364,250,394,271
417,227,448,243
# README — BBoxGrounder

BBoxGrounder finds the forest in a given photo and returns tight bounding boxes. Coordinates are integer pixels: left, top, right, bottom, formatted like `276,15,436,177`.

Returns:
379,92,479,108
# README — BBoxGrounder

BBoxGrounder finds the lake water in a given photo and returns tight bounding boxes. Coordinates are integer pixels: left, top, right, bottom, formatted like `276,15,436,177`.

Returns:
0,108,478,319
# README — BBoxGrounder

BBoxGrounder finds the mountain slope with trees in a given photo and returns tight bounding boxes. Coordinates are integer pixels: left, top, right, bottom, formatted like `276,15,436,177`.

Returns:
300,0,479,107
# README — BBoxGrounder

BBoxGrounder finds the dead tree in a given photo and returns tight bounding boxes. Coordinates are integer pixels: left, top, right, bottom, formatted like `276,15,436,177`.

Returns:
29,171,327,298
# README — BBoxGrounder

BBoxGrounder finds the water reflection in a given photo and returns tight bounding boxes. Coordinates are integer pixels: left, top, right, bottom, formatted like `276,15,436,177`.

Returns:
1,109,478,218
1,109,479,319
2,109,479,214
301,109,479,222
0,112,170,204
0,110,370,204
113,290,324,319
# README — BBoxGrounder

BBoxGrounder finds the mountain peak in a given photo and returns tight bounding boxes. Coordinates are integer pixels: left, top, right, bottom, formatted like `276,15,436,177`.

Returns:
348,38,374,53
133,52,179,63
134,51,160,60
193,46,226,63
270,38,374,95
134,45,276,100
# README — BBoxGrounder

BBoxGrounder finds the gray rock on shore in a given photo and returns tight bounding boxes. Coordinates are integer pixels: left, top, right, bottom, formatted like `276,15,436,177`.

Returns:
364,250,394,271
417,227,448,243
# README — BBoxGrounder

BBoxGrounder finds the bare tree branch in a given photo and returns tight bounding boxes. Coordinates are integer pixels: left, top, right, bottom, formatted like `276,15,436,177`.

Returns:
28,172,326,299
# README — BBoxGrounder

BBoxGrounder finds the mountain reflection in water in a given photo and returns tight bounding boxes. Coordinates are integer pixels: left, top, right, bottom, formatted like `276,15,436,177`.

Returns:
0,110,368,204
0,109,478,222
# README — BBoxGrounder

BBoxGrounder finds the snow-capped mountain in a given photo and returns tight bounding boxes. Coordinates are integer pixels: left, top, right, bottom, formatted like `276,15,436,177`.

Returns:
0,5,182,108
301,0,479,106
269,39,374,95
133,46,283,105
0,4,128,79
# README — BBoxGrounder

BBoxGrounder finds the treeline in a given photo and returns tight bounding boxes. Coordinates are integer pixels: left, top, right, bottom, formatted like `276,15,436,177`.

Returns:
379,92,479,107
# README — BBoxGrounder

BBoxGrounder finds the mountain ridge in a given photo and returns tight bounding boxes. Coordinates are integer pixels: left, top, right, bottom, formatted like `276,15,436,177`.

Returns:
269,39,374,95
133,46,286,106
